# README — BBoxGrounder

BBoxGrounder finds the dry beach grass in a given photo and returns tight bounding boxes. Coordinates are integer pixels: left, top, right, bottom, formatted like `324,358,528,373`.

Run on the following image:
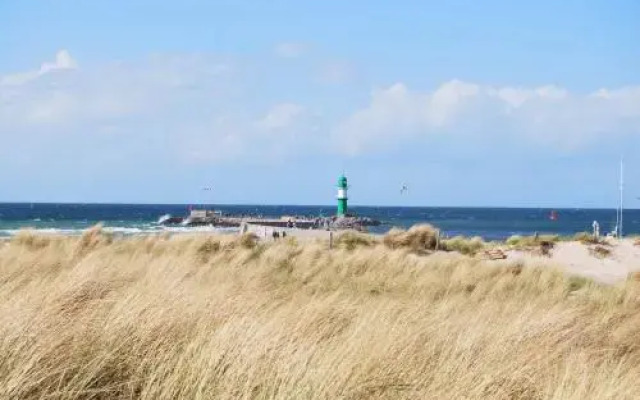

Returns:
2,226,640,399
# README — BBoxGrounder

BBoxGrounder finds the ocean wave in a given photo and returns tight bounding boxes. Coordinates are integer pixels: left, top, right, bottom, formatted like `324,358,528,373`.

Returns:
162,226,238,234
0,228,82,237
0,225,239,238
102,227,150,234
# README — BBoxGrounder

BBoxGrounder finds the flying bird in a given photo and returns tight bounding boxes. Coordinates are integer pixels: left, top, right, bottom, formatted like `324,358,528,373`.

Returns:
400,183,409,195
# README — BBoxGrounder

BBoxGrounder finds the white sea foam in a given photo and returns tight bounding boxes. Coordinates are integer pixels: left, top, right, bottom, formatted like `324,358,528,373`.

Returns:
162,226,238,234
0,225,239,237
0,228,82,237
102,227,147,234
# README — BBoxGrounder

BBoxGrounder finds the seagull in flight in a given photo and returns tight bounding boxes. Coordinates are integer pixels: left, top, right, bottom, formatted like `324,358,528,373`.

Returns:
400,183,409,195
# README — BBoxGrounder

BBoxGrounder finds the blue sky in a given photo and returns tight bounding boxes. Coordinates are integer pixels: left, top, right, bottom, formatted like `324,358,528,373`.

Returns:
1,0,639,207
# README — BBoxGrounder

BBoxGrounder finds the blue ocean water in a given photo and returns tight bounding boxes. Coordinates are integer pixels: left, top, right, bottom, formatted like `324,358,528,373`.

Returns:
0,203,637,240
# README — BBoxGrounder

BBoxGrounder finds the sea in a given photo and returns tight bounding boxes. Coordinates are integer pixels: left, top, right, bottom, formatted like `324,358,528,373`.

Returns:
0,203,637,241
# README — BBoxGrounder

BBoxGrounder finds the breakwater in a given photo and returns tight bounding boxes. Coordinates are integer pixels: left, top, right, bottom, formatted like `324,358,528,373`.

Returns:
158,209,381,231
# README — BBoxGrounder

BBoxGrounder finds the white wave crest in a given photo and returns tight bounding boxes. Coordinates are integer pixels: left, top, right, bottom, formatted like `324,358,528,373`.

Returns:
0,225,239,237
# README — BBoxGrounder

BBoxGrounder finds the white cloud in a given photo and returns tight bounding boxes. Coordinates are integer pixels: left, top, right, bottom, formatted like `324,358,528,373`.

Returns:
0,51,319,167
274,42,308,58
257,103,305,130
334,80,640,154
42,49,77,71
3,50,639,171
0,50,77,86
426,80,480,127
0,53,236,129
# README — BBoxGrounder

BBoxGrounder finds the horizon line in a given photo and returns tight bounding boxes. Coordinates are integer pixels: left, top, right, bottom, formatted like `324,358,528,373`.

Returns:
0,201,636,211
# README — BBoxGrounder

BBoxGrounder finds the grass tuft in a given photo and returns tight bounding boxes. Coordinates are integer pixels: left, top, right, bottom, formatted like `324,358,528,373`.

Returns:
12,229,51,249
334,231,376,250
382,224,439,252
590,245,612,259
506,234,560,249
442,235,485,255
574,231,602,245
236,232,259,249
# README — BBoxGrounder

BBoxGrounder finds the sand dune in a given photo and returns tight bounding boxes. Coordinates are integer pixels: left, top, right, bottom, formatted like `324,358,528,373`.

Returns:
2,227,640,398
506,238,640,284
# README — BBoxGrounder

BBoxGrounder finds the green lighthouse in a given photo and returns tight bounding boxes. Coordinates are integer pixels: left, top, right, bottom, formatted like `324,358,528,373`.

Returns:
337,174,348,217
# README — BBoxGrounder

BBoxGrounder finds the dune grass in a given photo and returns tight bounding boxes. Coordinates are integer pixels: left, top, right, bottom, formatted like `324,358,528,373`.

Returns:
382,224,440,252
573,231,604,245
590,245,613,259
1,227,640,399
442,235,486,255
505,234,561,248
334,230,377,250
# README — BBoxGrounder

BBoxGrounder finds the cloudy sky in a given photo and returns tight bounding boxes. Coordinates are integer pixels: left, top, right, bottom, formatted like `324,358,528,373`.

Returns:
1,0,639,207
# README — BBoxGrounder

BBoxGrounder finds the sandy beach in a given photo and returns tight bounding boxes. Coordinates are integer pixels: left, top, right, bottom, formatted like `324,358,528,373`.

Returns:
246,224,640,285
5,222,640,285
504,238,640,284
